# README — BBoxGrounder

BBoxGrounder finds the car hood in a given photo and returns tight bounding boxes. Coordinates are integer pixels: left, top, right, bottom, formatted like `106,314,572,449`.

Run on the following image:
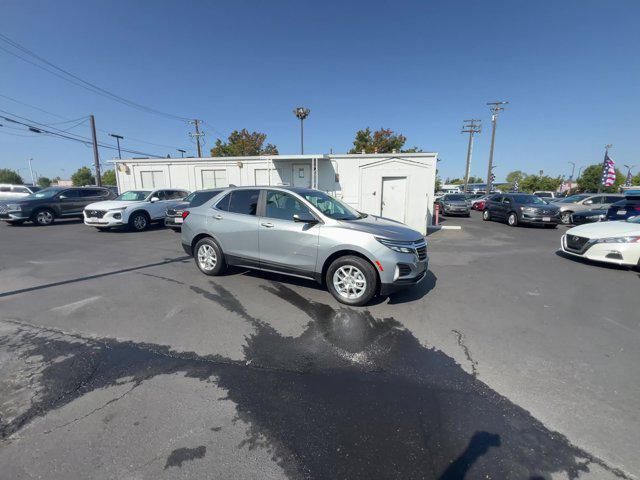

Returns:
567,221,640,239
336,215,423,241
85,200,146,210
523,203,558,210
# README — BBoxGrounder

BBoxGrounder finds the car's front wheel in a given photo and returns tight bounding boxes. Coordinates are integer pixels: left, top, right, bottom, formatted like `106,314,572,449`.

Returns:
560,211,572,224
507,212,519,227
326,255,377,306
128,212,149,231
33,209,55,226
194,238,226,276
482,209,491,221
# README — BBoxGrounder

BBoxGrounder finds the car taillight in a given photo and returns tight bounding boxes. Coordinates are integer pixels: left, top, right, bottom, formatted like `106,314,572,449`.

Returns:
182,210,190,219
634,207,640,211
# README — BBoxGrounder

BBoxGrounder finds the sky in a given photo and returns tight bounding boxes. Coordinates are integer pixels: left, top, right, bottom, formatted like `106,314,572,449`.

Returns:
1,0,639,183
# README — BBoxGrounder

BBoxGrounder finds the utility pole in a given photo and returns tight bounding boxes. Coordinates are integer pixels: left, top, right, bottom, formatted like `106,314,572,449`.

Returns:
27,158,35,185
189,120,204,158
461,119,481,193
109,133,124,160
486,101,509,192
90,115,102,186
177,149,186,158
293,107,310,154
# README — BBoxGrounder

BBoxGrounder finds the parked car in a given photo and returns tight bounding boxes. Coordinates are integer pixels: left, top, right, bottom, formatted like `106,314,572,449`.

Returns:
560,216,640,269
550,193,624,224
483,193,560,227
0,186,114,226
0,184,41,201
84,188,190,231
165,188,224,231
471,193,496,211
571,209,608,225
181,186,428,306
606,190,640,222
435,194,471,217
534,191,557,200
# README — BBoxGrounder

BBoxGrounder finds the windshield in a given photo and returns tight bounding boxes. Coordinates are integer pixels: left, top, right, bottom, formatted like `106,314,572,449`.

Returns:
25,187,63,199
512,194,545,204
444,195,467,201
115,190,151,201
559,194,589,203
302,191,363,220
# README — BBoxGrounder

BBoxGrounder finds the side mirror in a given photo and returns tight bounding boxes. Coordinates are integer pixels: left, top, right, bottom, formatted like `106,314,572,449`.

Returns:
583,200,592,205
150,197,160,203
59,195,67,199
293,212,318,224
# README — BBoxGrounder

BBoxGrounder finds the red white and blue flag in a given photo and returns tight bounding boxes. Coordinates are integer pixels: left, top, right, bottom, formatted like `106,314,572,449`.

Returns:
625,169,633,187
601,153,616,187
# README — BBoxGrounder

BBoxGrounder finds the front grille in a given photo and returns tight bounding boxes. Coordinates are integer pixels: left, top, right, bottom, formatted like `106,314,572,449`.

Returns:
85,209,106,218
415,243,427,261
565,235,591,254
0,203,7,214
397,264,412,277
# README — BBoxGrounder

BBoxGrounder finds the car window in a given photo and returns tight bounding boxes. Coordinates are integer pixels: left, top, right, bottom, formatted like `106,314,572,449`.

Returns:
153,190,167,200
604,196,621,203
60,189,81,198
585,196,603,205
13,186,30,193
502,196,511,203
227,189,259,215
0,186,11,192
190,190,220,207
215,193,231,211
81,189,103,197
264,191,311,221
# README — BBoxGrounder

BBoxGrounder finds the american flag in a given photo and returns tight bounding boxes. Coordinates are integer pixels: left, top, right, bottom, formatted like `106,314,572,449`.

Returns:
625,169,633,187
601,153,616,187
513,179,519,191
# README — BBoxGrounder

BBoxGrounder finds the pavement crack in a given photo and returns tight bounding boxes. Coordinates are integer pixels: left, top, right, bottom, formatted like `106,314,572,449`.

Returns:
451,329,478,377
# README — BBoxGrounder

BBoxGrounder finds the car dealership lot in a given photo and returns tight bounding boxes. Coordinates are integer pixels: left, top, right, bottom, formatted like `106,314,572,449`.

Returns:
0,214,638,479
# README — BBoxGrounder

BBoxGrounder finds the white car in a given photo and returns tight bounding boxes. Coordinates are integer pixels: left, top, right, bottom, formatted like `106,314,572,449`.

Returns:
0,184,41,201
84,188,189,231
560,217,640,268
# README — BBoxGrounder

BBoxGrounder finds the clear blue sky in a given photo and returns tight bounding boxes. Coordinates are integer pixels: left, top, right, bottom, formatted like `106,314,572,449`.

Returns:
1,0,639,182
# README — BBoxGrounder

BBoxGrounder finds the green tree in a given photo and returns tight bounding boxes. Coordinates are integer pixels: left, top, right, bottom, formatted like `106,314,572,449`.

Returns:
506,170,527,184
348,127,407,154
37,176,52,187
71,167,95,186
0,169,24,184
101,169,116,185
210,129,278,157
520,175,562,193
467,176,483,183
435,176,442,192
577,164,625,193
630,172,640,186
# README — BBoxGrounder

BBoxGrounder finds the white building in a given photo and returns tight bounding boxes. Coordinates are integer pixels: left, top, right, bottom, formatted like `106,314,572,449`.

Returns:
113,152,437,234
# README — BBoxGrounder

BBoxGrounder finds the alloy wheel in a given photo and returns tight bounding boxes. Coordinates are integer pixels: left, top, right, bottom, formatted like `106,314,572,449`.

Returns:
197,244,217,271
333,265,367,300
133,215,147,230
36,210,53,225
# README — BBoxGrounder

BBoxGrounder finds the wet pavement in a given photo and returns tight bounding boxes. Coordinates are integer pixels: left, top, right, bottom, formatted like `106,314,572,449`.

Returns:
0,216,638,479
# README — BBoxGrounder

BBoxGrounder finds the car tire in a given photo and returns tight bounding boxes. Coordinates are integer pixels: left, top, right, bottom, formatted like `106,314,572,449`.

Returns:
194,237,226,276
482,209,491,221
326,255,377,306
128,211,149,231
560,211,572,224
32,208,55,226
507,212,519,227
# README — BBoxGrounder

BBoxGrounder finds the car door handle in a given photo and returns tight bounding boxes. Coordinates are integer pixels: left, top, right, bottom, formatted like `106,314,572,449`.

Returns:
261,222,274,228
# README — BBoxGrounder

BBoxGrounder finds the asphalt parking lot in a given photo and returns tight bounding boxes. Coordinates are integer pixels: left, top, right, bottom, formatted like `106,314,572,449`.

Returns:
0,213,638,480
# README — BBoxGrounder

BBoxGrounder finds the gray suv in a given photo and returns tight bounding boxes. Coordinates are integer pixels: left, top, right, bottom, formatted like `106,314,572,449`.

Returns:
181,186,428,306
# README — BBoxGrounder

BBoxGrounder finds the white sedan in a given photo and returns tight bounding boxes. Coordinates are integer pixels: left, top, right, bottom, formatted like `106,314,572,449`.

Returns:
84,189,189,231
560,217,640,268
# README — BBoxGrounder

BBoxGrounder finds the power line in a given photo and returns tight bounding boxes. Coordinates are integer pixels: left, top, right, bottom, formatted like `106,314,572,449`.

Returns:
0,33,191,122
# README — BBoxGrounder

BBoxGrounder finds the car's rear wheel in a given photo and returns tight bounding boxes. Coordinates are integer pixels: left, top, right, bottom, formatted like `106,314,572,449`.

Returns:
561,211,572,224
482,209,491,221
194,238,226,276
33,209,55,226
128,212,149,231
326,255,377,306
507,212,519,227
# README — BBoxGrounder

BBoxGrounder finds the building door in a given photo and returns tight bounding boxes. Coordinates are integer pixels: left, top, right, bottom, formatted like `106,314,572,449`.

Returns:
381,177,407,223
292,164,311,188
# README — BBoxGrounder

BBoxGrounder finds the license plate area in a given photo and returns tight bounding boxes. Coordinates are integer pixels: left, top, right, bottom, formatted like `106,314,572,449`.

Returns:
175,217,183,224
543,216,551,222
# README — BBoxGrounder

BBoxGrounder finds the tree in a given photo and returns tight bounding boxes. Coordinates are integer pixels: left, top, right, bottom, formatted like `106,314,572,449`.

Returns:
0,169,24,184
101,169,116,185
520,175,562,193
577,164,625,193
210,129,278,157
506,170,527,184
467,176,483,184
37,176,51,187
71,167,95,186
348,127,407,154
631,172,640,186
435,176,442,192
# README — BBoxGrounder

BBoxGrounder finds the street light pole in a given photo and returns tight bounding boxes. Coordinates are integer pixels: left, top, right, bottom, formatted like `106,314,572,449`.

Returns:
293,107,310,154
177,149,186,158
109,133,124,160
27,158,35,185
486,101,508,192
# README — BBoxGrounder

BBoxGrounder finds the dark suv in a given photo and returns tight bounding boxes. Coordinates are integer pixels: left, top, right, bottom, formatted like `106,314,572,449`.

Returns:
483,193,561,228
0,186,114,226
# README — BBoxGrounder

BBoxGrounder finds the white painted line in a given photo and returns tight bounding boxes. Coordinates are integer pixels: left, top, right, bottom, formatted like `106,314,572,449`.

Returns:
440,225,462,230
50,296,101,315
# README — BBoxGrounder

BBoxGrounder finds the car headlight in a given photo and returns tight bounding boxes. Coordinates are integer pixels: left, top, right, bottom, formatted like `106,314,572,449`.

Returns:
520,206,536,212
596,236,640,244
108,207,127,212
6,204,21,211
375,237,416,253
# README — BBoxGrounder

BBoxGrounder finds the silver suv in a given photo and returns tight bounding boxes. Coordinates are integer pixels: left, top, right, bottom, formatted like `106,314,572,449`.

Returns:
181,186,428,305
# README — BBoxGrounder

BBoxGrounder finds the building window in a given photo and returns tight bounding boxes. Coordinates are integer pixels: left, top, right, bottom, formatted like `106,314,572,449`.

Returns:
201,169,227,188
140,171,165,188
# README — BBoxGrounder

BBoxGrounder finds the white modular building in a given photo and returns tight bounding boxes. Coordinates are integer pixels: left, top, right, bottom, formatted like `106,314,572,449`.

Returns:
113,152,437,234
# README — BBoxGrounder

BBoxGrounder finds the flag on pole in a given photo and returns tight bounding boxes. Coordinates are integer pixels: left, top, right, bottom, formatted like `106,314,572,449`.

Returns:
513,179,519,191
601,153,616,187
625,169,633,187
